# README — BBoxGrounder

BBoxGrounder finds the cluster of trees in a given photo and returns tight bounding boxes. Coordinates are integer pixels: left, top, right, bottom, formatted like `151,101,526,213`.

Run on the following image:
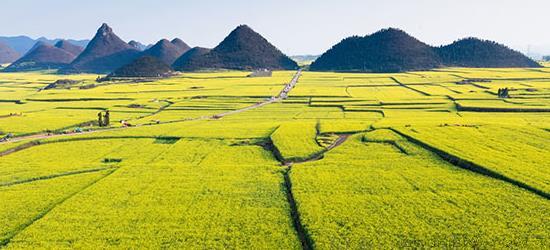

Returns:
497,88,510,98
543,56,550,61
97,111,110,127
311,29,540,73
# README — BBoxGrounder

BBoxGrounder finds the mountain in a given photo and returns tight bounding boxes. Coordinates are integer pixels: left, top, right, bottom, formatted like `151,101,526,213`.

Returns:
38,37,89,49
172,47,211,71
311,29,540,72
26,41,48,55
171,38,191,52
437,38,541,68
36,37,89,50
176,25,297,71
0,42,20,64
109,56,173,77
54,40,84,56
0,36,38,55
0,36,88,55
4,42,79,71
141,39,189,65
310,28,442,73
61,23,140,74
129,40,148,51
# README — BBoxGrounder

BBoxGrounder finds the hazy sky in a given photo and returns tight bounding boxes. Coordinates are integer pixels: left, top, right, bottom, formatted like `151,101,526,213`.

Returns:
2,0,549,55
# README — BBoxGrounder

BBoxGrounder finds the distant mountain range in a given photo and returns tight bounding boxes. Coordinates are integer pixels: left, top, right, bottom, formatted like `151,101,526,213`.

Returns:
4,41,83,72
0,36,89,56
0,42,20,64
1,24,546,75
119,24,297,76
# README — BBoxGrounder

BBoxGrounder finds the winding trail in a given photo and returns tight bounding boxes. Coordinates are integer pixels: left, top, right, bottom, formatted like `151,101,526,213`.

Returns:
0,70,302,145
283,134,350,166
325,134,349,151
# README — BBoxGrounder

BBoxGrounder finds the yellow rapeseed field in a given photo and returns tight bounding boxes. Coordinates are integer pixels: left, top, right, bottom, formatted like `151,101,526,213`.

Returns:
0,68,548,248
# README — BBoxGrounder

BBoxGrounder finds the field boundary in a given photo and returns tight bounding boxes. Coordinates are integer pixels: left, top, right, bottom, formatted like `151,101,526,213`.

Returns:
0,135,274,158
390,77,431,96
283,166,314,250
0,167,115,187
390,128,549,199
232,137,316,249
264,132,354,250
0,141,42,157
128,99,174,122
456,103,550,112
0,136,159,157
363,140,409,155
0,168,117,247
271,134,350,165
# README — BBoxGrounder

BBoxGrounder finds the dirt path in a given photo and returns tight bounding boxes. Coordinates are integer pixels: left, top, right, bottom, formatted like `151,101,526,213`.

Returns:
326,134,349,151
0,128,128,144
282,134,350,166
213,69,301,118
0,70,302,145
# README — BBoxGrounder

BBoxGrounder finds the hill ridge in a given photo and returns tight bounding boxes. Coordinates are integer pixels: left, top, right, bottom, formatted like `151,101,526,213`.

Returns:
4,42,78,72
61,23,140,74
0,41,20,64
174,24,298,71
110,55,173,77
436,37,541,68
311,28,442,73
311,28,540,72
141,39,189,65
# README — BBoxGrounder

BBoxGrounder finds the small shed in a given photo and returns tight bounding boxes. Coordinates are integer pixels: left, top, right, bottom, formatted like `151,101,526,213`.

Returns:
248,69,272,78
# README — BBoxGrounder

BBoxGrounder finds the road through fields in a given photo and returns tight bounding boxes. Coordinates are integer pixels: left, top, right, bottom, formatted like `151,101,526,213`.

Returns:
0,70,302,145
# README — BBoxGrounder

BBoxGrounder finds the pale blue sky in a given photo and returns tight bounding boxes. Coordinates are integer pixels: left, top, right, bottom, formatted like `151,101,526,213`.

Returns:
1,0,549,55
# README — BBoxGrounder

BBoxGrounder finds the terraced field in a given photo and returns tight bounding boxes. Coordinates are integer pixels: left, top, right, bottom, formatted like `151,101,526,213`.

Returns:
0,67,549,248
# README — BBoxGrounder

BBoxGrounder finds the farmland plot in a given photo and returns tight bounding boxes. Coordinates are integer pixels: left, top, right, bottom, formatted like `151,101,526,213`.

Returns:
291,132,549,248
0,68,549,248
395,125,550,194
